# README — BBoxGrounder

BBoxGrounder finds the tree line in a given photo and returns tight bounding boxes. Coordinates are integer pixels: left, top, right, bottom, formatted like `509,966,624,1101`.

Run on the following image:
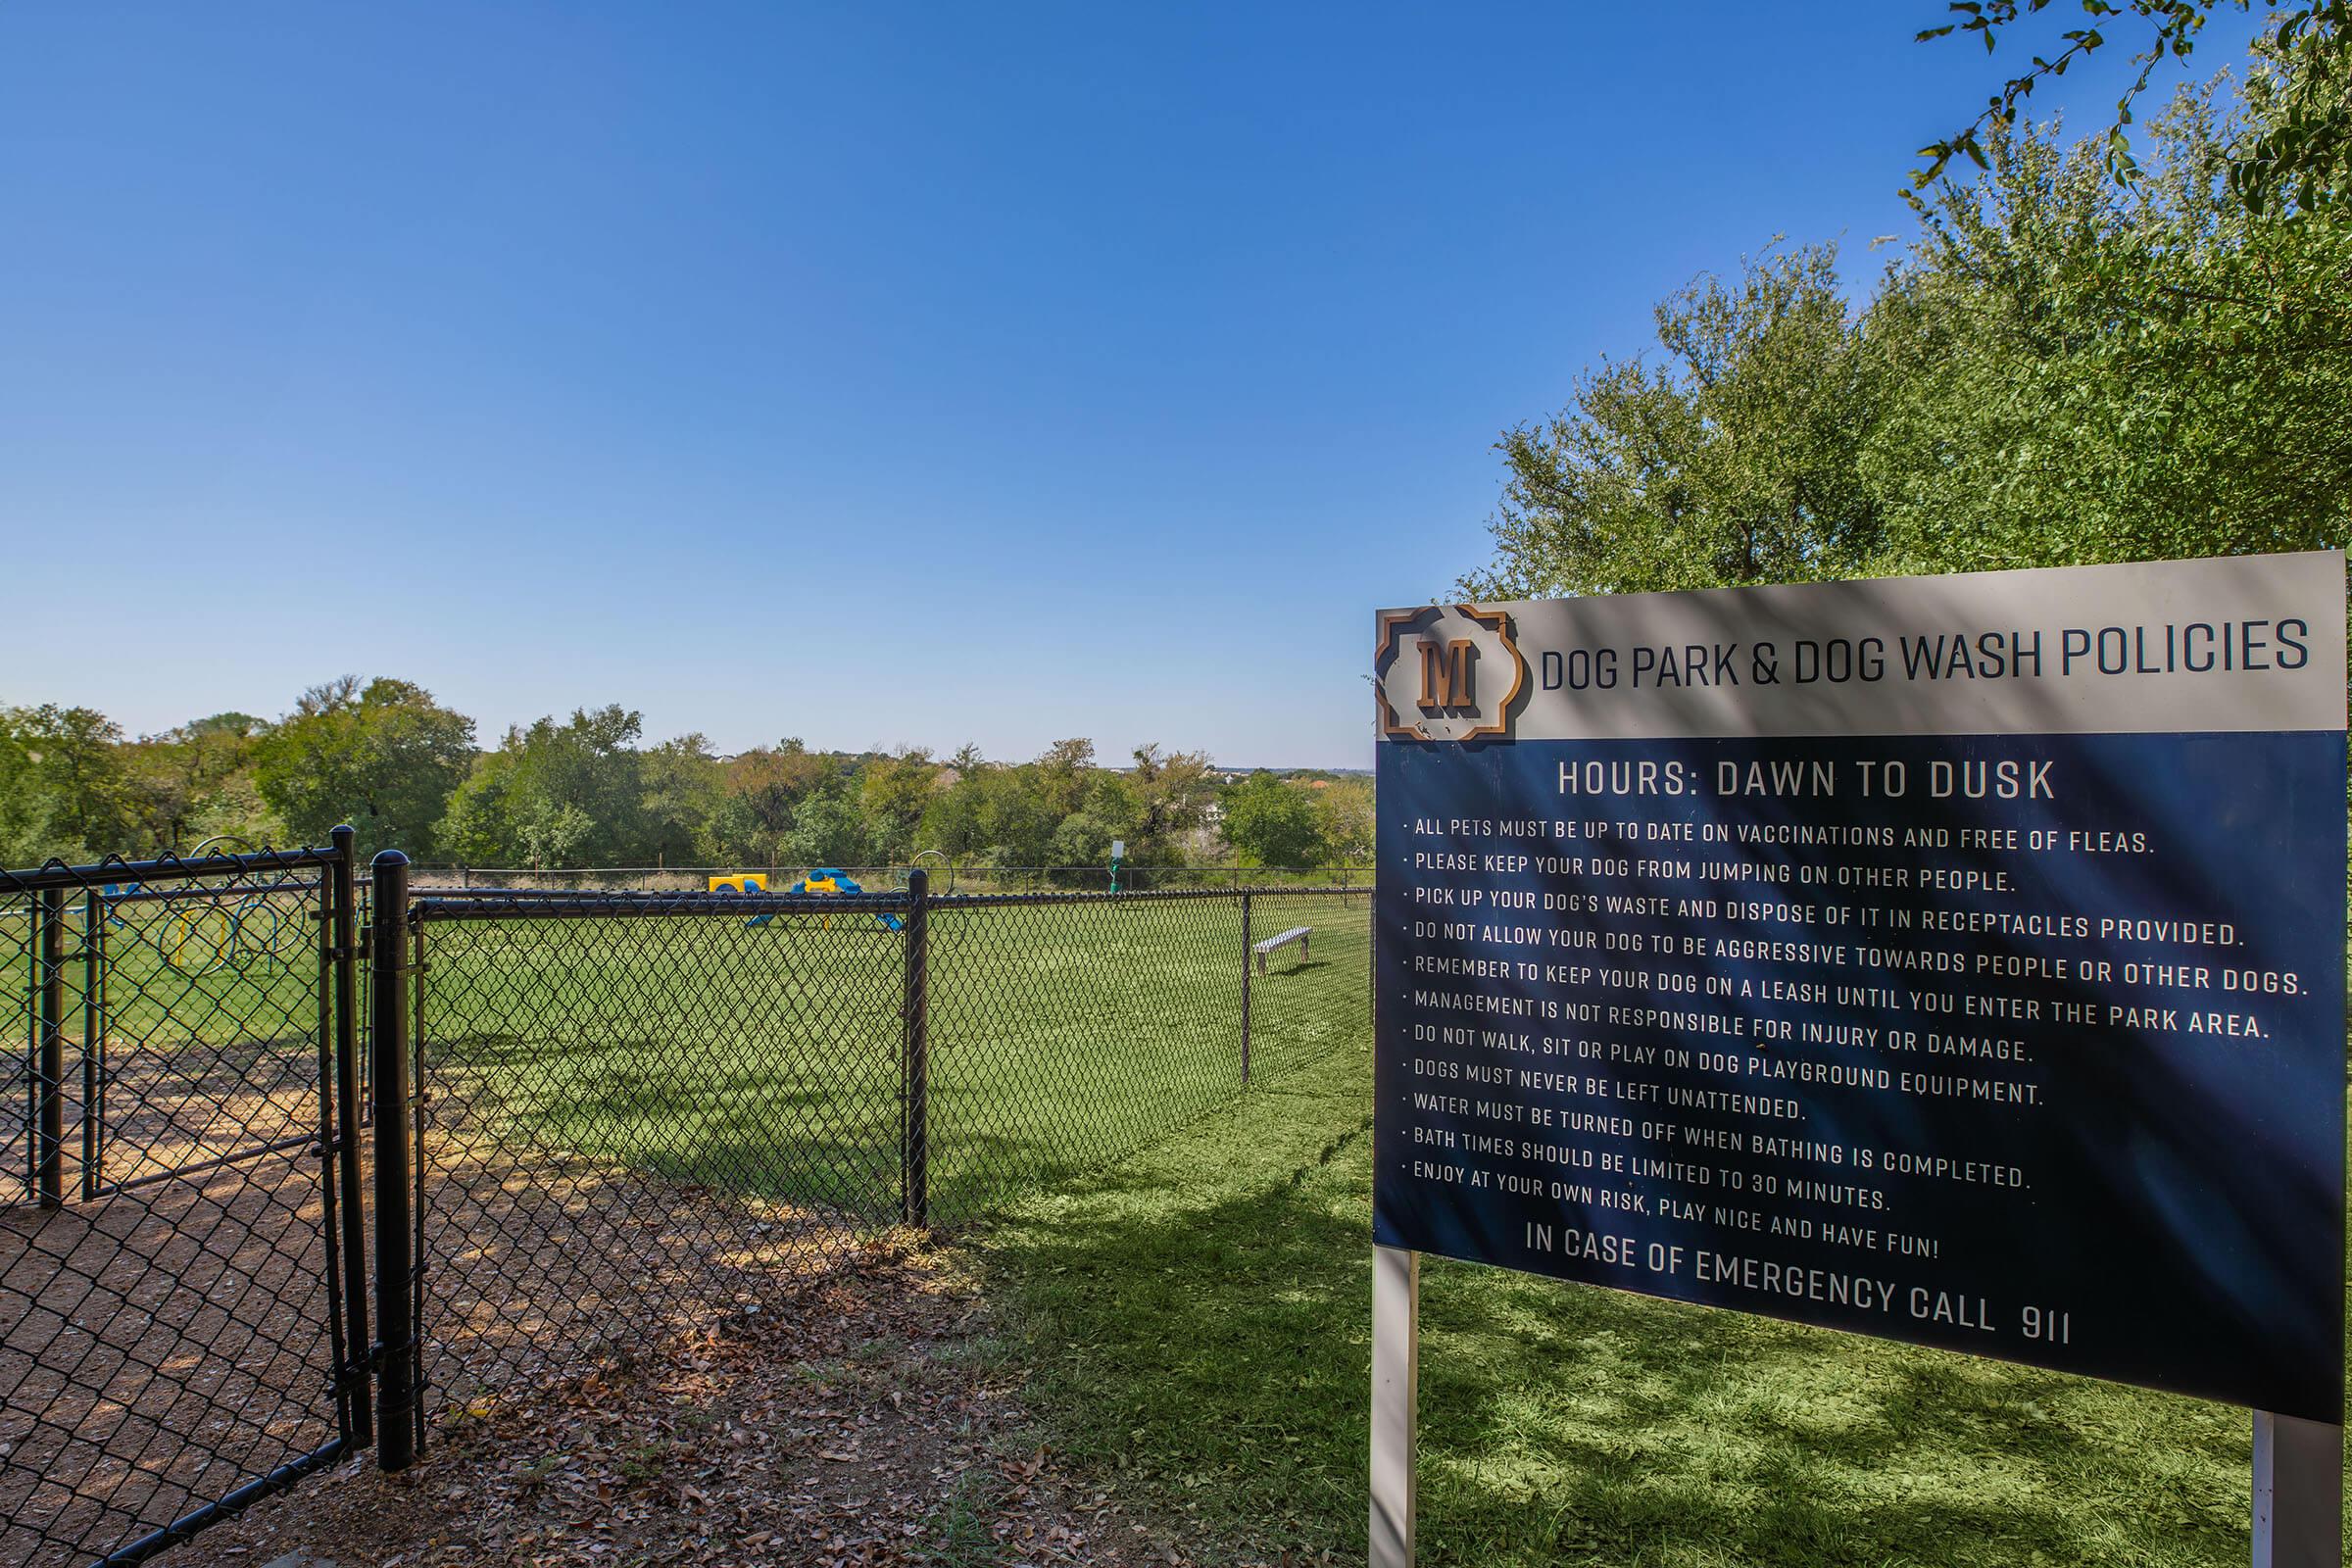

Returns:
0,680,1372,872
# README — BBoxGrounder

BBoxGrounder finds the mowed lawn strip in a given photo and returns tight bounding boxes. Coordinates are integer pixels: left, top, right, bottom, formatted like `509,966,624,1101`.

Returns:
970,1033,2278,1567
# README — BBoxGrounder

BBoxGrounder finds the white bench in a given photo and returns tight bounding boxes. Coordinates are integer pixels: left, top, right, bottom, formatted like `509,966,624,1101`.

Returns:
1253,925,1311,974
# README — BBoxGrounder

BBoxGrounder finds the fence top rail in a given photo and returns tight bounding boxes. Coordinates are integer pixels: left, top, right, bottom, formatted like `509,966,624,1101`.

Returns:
410,889,914,922
403,882,1371,921
103,878,327,906
930,884,1373,910
0,840,348,896
404,863,1372,877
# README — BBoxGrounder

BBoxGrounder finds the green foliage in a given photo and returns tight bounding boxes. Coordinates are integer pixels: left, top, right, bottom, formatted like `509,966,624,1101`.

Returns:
1,689,1283,875
1123,743,1216,864
1221,772,1331,868
918,758,992,860
858,749,939,863
439,705,662,867
971,763,1057,867
1462,243,1882,599
254,676,475,858
638,733,727,864
1035,737,1097,818
1467,53,2351,598
121,715,276,853
1313,775,1375,863
1049,808,1121,871
778,783,870,867
1914,0,2350,216
711,738,837,863
0,705,134,860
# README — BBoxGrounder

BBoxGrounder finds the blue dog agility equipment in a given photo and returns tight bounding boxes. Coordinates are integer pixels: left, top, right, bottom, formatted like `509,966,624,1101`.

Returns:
713,869,904,931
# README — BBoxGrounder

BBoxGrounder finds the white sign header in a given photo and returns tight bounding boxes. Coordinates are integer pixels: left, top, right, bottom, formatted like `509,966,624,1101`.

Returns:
1375,552,2345,741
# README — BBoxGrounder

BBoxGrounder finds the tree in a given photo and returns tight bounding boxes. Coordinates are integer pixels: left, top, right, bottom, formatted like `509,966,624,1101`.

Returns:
1049,808,1120,870
1124,744,1215,863
1464,60,2350,601
3,705,135,857
1868,78,2350,570
640,734,726,866
779,783,868,867
1461,244,1884,599
919,749,993,859
1315,775,1375,864
122,714,275,852
1221,772,1329,868
437,705,647,867
254,677,476,858
1913,0,2349,213
0,716,47,863
711,739,835,864
975,764,1056,867
0,706,133,861
858,749,939,863
1035,738,1096,817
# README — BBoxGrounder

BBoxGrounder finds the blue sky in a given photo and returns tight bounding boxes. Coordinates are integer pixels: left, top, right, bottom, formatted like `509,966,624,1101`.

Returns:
0,3,2258,768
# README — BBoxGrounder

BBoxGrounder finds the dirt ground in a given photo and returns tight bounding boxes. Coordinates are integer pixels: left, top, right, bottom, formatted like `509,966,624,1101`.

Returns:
0,1052,345,1568
207,1238,1281,1568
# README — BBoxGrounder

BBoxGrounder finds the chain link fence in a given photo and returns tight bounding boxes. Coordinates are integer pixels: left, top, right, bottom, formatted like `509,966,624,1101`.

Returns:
400,886,913,1427
0,841,365,1568
391,878,1370,1449
5,845,1367,1562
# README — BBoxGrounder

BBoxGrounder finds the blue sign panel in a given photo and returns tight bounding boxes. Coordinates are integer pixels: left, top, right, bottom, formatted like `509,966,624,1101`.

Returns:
1373,558,2347,1420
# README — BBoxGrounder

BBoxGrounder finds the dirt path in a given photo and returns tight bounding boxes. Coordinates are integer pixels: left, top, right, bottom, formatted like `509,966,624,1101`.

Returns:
0,1078,343,1568
208,1239,1250,1568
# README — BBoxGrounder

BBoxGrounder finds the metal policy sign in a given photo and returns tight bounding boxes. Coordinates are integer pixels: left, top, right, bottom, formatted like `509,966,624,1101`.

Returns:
1369,554,2348,1567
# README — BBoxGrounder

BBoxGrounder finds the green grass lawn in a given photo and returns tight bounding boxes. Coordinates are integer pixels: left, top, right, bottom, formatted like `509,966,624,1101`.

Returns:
967,1029,2319,1568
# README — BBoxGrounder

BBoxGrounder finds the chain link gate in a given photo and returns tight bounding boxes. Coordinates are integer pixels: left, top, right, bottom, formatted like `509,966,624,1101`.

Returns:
0,834,368,1568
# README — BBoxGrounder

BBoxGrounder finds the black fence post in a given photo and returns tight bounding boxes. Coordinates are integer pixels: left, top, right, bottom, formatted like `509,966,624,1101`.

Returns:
329,826,372,1448
902,868,929,1230
369,851,417,1472
35,887,64,1209
1240,890,1253,1086
80,886,104,1200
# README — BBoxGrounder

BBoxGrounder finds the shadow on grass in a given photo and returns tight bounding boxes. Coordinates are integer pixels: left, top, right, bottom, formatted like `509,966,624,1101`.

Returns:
435,1019,1361,1238
974,1093,2256,1568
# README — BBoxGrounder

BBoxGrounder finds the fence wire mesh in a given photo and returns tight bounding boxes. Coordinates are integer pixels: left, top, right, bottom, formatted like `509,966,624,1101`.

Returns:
921,887,1367,1215
401,883,1370,1429
405,890,915,1424
0,848,358,1568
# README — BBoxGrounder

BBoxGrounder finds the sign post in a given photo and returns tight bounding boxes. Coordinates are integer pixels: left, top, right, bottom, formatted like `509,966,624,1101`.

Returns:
1371,555,2347,1563
1370,1244,1418,1568
2255,1412,2341,1568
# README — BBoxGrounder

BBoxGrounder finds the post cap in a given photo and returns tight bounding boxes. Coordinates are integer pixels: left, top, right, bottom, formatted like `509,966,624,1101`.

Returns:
371,849,410,869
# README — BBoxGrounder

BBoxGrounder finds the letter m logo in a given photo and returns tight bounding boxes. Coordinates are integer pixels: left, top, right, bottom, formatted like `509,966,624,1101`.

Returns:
1418,638,1476,710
